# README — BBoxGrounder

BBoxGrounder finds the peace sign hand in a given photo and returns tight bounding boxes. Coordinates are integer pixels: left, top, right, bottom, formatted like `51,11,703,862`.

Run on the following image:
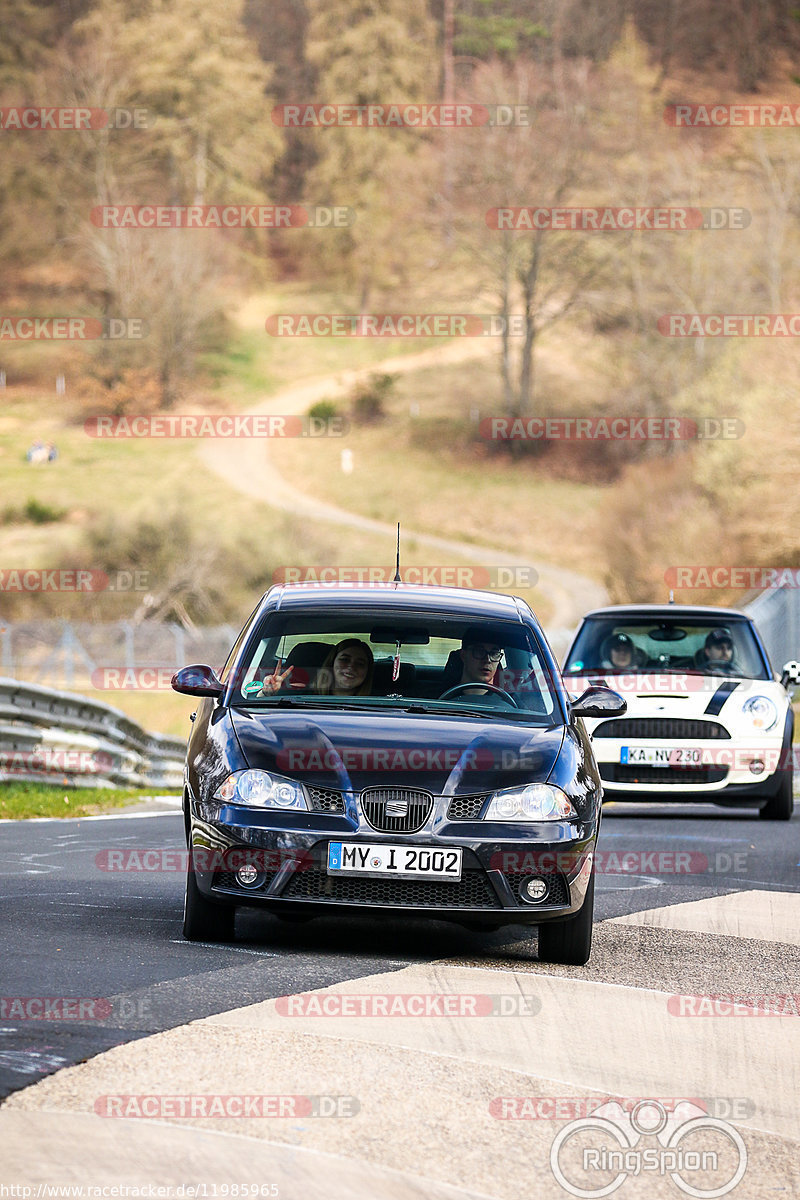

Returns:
259,661,294,695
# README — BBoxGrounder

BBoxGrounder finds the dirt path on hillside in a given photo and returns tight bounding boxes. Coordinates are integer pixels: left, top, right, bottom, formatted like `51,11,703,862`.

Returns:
197,339,606,653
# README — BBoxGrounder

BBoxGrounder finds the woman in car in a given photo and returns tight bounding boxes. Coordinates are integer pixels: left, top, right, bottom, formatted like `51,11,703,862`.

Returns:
313,639,374,696
259,638,374,696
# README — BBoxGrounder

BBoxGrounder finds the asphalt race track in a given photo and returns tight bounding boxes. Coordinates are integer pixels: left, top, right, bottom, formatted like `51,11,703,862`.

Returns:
1,798,799,1198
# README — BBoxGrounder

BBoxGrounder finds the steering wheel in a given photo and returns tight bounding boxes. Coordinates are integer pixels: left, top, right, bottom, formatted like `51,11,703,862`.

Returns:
439,683,519,708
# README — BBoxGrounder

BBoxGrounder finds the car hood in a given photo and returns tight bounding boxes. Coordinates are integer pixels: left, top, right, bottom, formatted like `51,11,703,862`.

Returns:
230,707,565,795
566,671,788,725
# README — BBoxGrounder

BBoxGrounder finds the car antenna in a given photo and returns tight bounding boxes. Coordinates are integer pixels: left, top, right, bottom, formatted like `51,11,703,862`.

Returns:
393,522,401,582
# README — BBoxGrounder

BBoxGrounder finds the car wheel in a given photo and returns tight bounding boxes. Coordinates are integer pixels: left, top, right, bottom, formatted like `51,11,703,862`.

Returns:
183,865,236,941
537,871,594,965
758,769,794,821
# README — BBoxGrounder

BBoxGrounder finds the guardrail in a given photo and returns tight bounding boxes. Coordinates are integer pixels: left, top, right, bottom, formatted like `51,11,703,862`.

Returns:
0,676,186,789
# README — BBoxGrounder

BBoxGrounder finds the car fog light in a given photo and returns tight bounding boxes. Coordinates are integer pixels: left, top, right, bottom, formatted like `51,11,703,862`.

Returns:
236,864,262,888
749,759,765,775
522,877,549,903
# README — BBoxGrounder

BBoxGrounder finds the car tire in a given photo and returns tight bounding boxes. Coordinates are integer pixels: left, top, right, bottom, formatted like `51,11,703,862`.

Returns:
537,871,594,965
183,866,236,942
758,769,794,821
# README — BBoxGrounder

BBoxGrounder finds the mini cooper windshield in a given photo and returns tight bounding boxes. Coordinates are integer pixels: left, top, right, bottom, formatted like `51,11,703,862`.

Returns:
564,617,769,680
228,612,561,722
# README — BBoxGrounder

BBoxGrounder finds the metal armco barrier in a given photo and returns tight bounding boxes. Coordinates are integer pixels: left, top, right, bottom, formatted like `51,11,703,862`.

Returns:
0,676,185,789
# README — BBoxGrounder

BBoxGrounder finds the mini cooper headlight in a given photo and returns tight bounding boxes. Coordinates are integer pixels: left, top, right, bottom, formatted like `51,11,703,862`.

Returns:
214,769,308,810
484,783,577,821
742,695,778,732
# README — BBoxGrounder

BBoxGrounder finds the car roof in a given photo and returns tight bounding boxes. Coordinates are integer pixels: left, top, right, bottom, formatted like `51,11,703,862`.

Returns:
266,582,533,621
580,604,752,621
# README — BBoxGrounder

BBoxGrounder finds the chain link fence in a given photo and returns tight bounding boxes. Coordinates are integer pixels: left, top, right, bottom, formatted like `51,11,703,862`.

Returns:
0,620,238,690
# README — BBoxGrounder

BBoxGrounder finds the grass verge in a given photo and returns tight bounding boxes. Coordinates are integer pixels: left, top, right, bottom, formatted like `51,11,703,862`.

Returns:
0,783,179,820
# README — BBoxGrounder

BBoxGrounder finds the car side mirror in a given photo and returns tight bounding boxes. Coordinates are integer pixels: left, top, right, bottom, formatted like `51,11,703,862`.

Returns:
780,661,800,689
571,685,627,719
172,664,224,697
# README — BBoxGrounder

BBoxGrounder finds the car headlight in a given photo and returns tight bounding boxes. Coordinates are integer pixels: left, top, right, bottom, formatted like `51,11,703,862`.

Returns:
214,769,308,810
484,783,577,821
742,695,778,732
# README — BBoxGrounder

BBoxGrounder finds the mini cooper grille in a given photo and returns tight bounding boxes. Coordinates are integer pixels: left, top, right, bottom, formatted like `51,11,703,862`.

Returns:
447,795,490,820
282,868,501,909
593,718,730,740
360,787,433,833
600,764,728,786
503,872,569,906
307,786,346,814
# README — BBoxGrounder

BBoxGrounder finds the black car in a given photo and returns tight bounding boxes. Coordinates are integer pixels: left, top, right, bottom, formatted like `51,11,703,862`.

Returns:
172,583,625,964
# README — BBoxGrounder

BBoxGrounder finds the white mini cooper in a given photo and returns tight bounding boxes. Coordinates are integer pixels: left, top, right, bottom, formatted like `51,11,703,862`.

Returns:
563,605,797,820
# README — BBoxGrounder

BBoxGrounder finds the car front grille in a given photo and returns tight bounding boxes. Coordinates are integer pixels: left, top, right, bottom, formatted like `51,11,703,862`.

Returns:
307,786,346,814
282,868,501,909
360,787,433,833
600,764,728,786
503,872,569,906
593,718,730,740
446,795,490,820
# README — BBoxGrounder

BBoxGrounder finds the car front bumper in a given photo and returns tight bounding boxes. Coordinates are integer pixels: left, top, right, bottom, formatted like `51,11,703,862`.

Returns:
186,798,597,926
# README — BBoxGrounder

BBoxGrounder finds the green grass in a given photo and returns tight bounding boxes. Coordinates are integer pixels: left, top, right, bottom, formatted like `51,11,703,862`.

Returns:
0,782,179,820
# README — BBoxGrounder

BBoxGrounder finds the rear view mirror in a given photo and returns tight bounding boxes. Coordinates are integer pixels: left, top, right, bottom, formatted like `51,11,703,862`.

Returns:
571,686,627,719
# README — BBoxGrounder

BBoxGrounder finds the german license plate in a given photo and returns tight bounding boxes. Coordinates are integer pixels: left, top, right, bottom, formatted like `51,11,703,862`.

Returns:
327,842,462,880
621,746,702,766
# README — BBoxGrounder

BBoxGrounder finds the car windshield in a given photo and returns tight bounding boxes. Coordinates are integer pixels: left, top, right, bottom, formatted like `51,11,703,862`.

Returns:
564,616,769,680
227,609,561,723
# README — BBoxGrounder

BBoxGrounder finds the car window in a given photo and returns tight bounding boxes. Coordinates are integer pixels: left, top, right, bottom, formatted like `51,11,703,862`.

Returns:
565,617,769,680
230,612,561,722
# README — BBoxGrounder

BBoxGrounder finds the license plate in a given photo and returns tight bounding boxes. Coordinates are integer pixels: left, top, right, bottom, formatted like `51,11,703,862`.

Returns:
327,842,462,880
620,746,702,766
